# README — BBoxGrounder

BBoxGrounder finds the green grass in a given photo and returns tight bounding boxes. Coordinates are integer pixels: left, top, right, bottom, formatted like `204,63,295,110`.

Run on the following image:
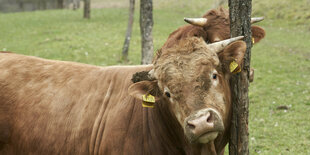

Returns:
249,19,310,154
0,1,310,154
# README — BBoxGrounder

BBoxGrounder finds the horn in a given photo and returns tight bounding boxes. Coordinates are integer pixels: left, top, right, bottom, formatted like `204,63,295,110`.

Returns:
184,18,207,27
207,36,244,53
148,69,156,80
251,17,264,24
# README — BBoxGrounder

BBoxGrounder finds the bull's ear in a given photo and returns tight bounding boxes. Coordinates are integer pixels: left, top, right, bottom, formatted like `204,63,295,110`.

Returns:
251,25,265,44
218,41,247,74
128,81,160,101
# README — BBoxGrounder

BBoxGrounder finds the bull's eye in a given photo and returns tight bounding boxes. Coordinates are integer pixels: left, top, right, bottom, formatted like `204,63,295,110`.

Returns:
165,92,171,98
212,74,217,79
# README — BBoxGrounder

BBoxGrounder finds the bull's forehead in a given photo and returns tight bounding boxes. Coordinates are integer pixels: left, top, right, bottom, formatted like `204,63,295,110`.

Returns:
154,49,219,96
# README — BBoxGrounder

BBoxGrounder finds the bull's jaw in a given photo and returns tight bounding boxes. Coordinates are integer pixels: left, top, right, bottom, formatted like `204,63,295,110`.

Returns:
197,131,218,143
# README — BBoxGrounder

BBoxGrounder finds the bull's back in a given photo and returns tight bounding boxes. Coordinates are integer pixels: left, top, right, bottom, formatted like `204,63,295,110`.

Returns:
0,53,151,154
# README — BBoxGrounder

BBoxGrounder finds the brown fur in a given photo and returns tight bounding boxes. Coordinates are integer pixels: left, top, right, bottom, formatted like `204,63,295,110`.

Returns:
0,37,246,154
251,25,266,43
161,25,208,50
0,53,200,154
218,40,247,73
130,38,247,154
154,38,246,153
202,8,230,43
0,53,152,154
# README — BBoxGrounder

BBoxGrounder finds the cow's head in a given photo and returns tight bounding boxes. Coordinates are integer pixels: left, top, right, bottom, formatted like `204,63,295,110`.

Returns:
129,36,246,144
184,8,265,43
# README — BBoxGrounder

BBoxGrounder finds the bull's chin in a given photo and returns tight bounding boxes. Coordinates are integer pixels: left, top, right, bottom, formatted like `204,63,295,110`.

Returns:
197,132,218,144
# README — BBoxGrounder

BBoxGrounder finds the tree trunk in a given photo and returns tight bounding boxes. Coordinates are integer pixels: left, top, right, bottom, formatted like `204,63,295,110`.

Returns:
18,1,24,11
73,0,80,10
228,0,252,155
121,0,135,62
84,0,91,19
140,0,154,65
57,0,64,9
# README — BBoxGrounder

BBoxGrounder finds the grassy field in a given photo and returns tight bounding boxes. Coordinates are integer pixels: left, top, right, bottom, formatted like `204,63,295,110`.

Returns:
0,0,310,154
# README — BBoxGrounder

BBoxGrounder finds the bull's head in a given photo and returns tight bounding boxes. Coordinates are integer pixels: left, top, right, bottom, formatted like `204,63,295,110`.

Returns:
129,36,246,145
184,8,265,43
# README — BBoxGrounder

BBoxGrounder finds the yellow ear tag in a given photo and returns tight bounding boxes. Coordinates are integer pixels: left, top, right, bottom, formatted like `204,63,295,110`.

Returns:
229,60,241,74
252,37,255,44
142,94,155,108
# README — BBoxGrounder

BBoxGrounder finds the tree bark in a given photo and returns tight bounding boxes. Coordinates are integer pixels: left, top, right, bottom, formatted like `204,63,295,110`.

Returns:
84,0,91,19
121,0,135,62
140,0,154,65
228,0,252,155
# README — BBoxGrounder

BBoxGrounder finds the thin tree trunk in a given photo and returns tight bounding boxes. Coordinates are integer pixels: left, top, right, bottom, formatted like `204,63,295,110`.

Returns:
84,0,91,19
57,0,64,9
140,0,153,65
121,0,135,62
73,0,80,10
18,0,24,11
228,0,252,155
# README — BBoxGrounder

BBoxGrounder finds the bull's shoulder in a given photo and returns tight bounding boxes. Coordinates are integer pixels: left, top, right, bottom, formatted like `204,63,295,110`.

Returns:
0,53,153,97
0,53,152,72
0,53,99,69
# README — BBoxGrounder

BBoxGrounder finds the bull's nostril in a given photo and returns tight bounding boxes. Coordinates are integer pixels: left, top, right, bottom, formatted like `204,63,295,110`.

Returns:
207,113,213,123
187,122,196,129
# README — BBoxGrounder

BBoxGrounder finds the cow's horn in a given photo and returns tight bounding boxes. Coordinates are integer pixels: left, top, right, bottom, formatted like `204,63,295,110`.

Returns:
184,18,207,27
251,17,264,24
148,69,156,80
207,36,244,53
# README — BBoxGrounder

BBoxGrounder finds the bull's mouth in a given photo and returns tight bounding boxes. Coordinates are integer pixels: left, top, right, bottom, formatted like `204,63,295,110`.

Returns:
197,131,218,144
186,131,220,144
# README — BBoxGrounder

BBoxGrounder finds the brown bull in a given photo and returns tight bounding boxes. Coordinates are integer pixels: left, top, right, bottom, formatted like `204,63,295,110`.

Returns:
159,8,265,82
0,36,246,154
161,8,265,50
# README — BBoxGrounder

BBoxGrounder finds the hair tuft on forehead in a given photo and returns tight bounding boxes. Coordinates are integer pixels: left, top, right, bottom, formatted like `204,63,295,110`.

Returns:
155,37,208,62
203,7,229,20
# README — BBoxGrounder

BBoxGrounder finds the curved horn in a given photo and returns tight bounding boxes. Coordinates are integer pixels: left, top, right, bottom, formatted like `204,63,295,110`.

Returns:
251,17,264,24
184,18,207,27
207,36,244,53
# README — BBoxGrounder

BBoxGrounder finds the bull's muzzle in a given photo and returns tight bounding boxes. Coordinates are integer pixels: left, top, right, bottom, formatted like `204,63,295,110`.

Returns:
184,108,224,144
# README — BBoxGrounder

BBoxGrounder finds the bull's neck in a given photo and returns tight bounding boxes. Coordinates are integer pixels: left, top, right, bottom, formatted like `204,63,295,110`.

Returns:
143,98,191,154
144,99,228,155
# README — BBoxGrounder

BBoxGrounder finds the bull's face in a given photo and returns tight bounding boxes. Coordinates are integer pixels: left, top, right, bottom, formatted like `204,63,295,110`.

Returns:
129,37,246,144
154,48,226,144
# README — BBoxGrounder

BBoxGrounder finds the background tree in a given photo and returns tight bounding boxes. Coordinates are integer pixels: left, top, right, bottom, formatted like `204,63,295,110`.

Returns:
73,0,80,10
84,0,90,19
121,0,135,62
228,0,252,154
57,0,64,9
140,0,153,64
